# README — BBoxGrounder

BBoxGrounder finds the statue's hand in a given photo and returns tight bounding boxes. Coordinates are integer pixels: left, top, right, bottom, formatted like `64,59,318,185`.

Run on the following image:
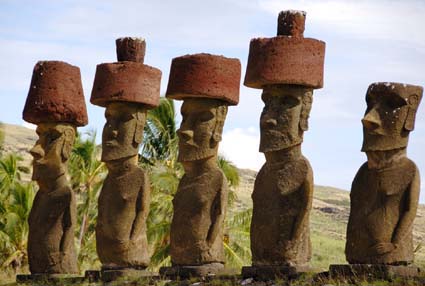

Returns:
372,242,396,255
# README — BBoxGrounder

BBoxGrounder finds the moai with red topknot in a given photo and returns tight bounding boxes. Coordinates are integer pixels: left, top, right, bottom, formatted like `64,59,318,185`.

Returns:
91,37,161,282
22,61,88,277
330,83,423,279
241,10,325,279
160,53,241,278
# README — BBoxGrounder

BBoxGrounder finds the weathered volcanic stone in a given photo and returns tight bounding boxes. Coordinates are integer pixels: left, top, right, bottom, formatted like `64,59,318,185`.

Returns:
23,61,88,126
166,53,241,105
346,82,423,266
277,10,306,37
244,10,325,89
243,11,323,277
91,62,161,108
116,37,146,63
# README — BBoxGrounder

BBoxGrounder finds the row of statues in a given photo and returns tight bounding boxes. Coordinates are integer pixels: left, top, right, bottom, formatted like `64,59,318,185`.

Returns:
21,10,423,280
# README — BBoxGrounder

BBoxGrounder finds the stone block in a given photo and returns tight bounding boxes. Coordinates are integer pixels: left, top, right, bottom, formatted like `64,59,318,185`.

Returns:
166,53,241,105
91,61,161,108
23,61,88,126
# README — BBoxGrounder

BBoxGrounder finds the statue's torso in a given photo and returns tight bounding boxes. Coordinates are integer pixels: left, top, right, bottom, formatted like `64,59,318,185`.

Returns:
96,165,149,267
346,157,417,264
251,156,312,266
170,168,227,265
28,186,77,273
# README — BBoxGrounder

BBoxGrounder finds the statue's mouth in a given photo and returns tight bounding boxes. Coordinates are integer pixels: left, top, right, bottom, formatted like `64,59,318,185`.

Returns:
104,141,118,147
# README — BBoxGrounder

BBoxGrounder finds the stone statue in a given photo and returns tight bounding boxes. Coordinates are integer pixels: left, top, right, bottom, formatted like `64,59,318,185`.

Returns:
22,61,88,274
346,82,423,265
91,37,161,275
160,53,241,278
242,10,325,278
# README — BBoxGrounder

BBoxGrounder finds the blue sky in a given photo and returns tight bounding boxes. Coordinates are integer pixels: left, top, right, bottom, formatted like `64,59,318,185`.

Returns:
1,0,425,196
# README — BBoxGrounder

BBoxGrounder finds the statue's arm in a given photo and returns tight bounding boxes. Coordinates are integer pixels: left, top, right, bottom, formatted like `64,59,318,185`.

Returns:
130,170,151,240
392,167,420,246
60,192,75,253
206,174,227,247
291,168,313,242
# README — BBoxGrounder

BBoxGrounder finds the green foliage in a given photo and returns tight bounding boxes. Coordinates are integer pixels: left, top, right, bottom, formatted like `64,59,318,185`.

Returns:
0,153,35,270
69,131,106,270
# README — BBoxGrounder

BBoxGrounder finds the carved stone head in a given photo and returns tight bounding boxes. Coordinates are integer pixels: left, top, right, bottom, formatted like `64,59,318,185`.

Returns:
30,123,76,184
101,102,147,162
259,85,313,153
361,82,423,152
177,98,228,162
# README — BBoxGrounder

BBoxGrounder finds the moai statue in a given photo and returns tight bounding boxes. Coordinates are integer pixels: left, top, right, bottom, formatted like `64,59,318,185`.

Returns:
91,37,161,279
22,61,88,275
335,82,423,278
159,53,241,278
241,11,325,279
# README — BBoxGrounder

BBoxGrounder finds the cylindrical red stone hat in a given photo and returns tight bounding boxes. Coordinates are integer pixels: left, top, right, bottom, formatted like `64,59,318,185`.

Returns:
23,61,88,126
91,37,161,108
244,10,325,89
166,53,241,105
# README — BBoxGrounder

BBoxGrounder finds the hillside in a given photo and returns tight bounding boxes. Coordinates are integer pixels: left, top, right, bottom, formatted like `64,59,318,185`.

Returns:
2,122,425,270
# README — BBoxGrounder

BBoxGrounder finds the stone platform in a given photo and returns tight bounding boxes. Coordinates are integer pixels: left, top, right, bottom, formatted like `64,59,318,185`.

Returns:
241,265,312,280
160,263,224,279
16,274,85,284
84,268,156,283
329,264,421,280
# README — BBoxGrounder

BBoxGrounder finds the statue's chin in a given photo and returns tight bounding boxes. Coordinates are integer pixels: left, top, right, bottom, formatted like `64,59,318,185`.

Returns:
102,147,138,162
259,136,302,153
178,147,216,163
361,133,408,152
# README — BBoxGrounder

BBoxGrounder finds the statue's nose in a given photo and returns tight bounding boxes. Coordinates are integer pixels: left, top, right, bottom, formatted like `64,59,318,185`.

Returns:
30,143,44,160
177,130,194,141
362,109,380,130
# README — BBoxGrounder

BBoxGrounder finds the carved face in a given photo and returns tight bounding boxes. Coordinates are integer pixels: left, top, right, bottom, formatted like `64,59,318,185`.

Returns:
259,85,313,153
30,123,75,184
102,102,147,162
177,98,228,162
361,87,418,151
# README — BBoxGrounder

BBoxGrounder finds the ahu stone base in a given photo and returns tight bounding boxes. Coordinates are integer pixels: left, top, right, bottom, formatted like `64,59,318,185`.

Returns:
16,274,85,284
242,265,312,280
160,263,224,279
329,264,421,280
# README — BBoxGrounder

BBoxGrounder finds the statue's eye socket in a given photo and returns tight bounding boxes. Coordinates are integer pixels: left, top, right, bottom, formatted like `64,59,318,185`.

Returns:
282,96,300,108
384,97,406,110
199,112,214,122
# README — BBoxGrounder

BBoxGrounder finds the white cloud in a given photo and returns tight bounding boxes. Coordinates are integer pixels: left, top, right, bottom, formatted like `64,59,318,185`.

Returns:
219,127,265,170
259,0,425,47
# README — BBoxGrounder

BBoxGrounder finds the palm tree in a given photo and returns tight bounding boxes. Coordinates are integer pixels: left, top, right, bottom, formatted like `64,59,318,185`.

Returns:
68,131,106,269
0,153,35,270
141,98,178,166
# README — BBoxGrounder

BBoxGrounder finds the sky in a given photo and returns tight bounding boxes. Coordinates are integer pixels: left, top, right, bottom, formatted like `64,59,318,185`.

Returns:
1,0,425,196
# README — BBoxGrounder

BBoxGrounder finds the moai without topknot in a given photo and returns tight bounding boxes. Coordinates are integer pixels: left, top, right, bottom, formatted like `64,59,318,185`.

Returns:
330,83,423,279
241,10,325,279
159,53,241,278
91,37,161,280
22,61,88,275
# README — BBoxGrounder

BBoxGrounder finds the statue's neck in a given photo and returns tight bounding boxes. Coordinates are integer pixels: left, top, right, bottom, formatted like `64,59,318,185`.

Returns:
366,148,407,169
182,155,218,177
38,172,68,191
106,155,138,175
265,144,302,164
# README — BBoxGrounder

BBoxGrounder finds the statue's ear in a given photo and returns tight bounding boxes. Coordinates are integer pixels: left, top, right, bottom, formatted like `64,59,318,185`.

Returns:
299,92,313,131
404,95,419,131
211,105,228,147
61,128,75,161
134,110,146,144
